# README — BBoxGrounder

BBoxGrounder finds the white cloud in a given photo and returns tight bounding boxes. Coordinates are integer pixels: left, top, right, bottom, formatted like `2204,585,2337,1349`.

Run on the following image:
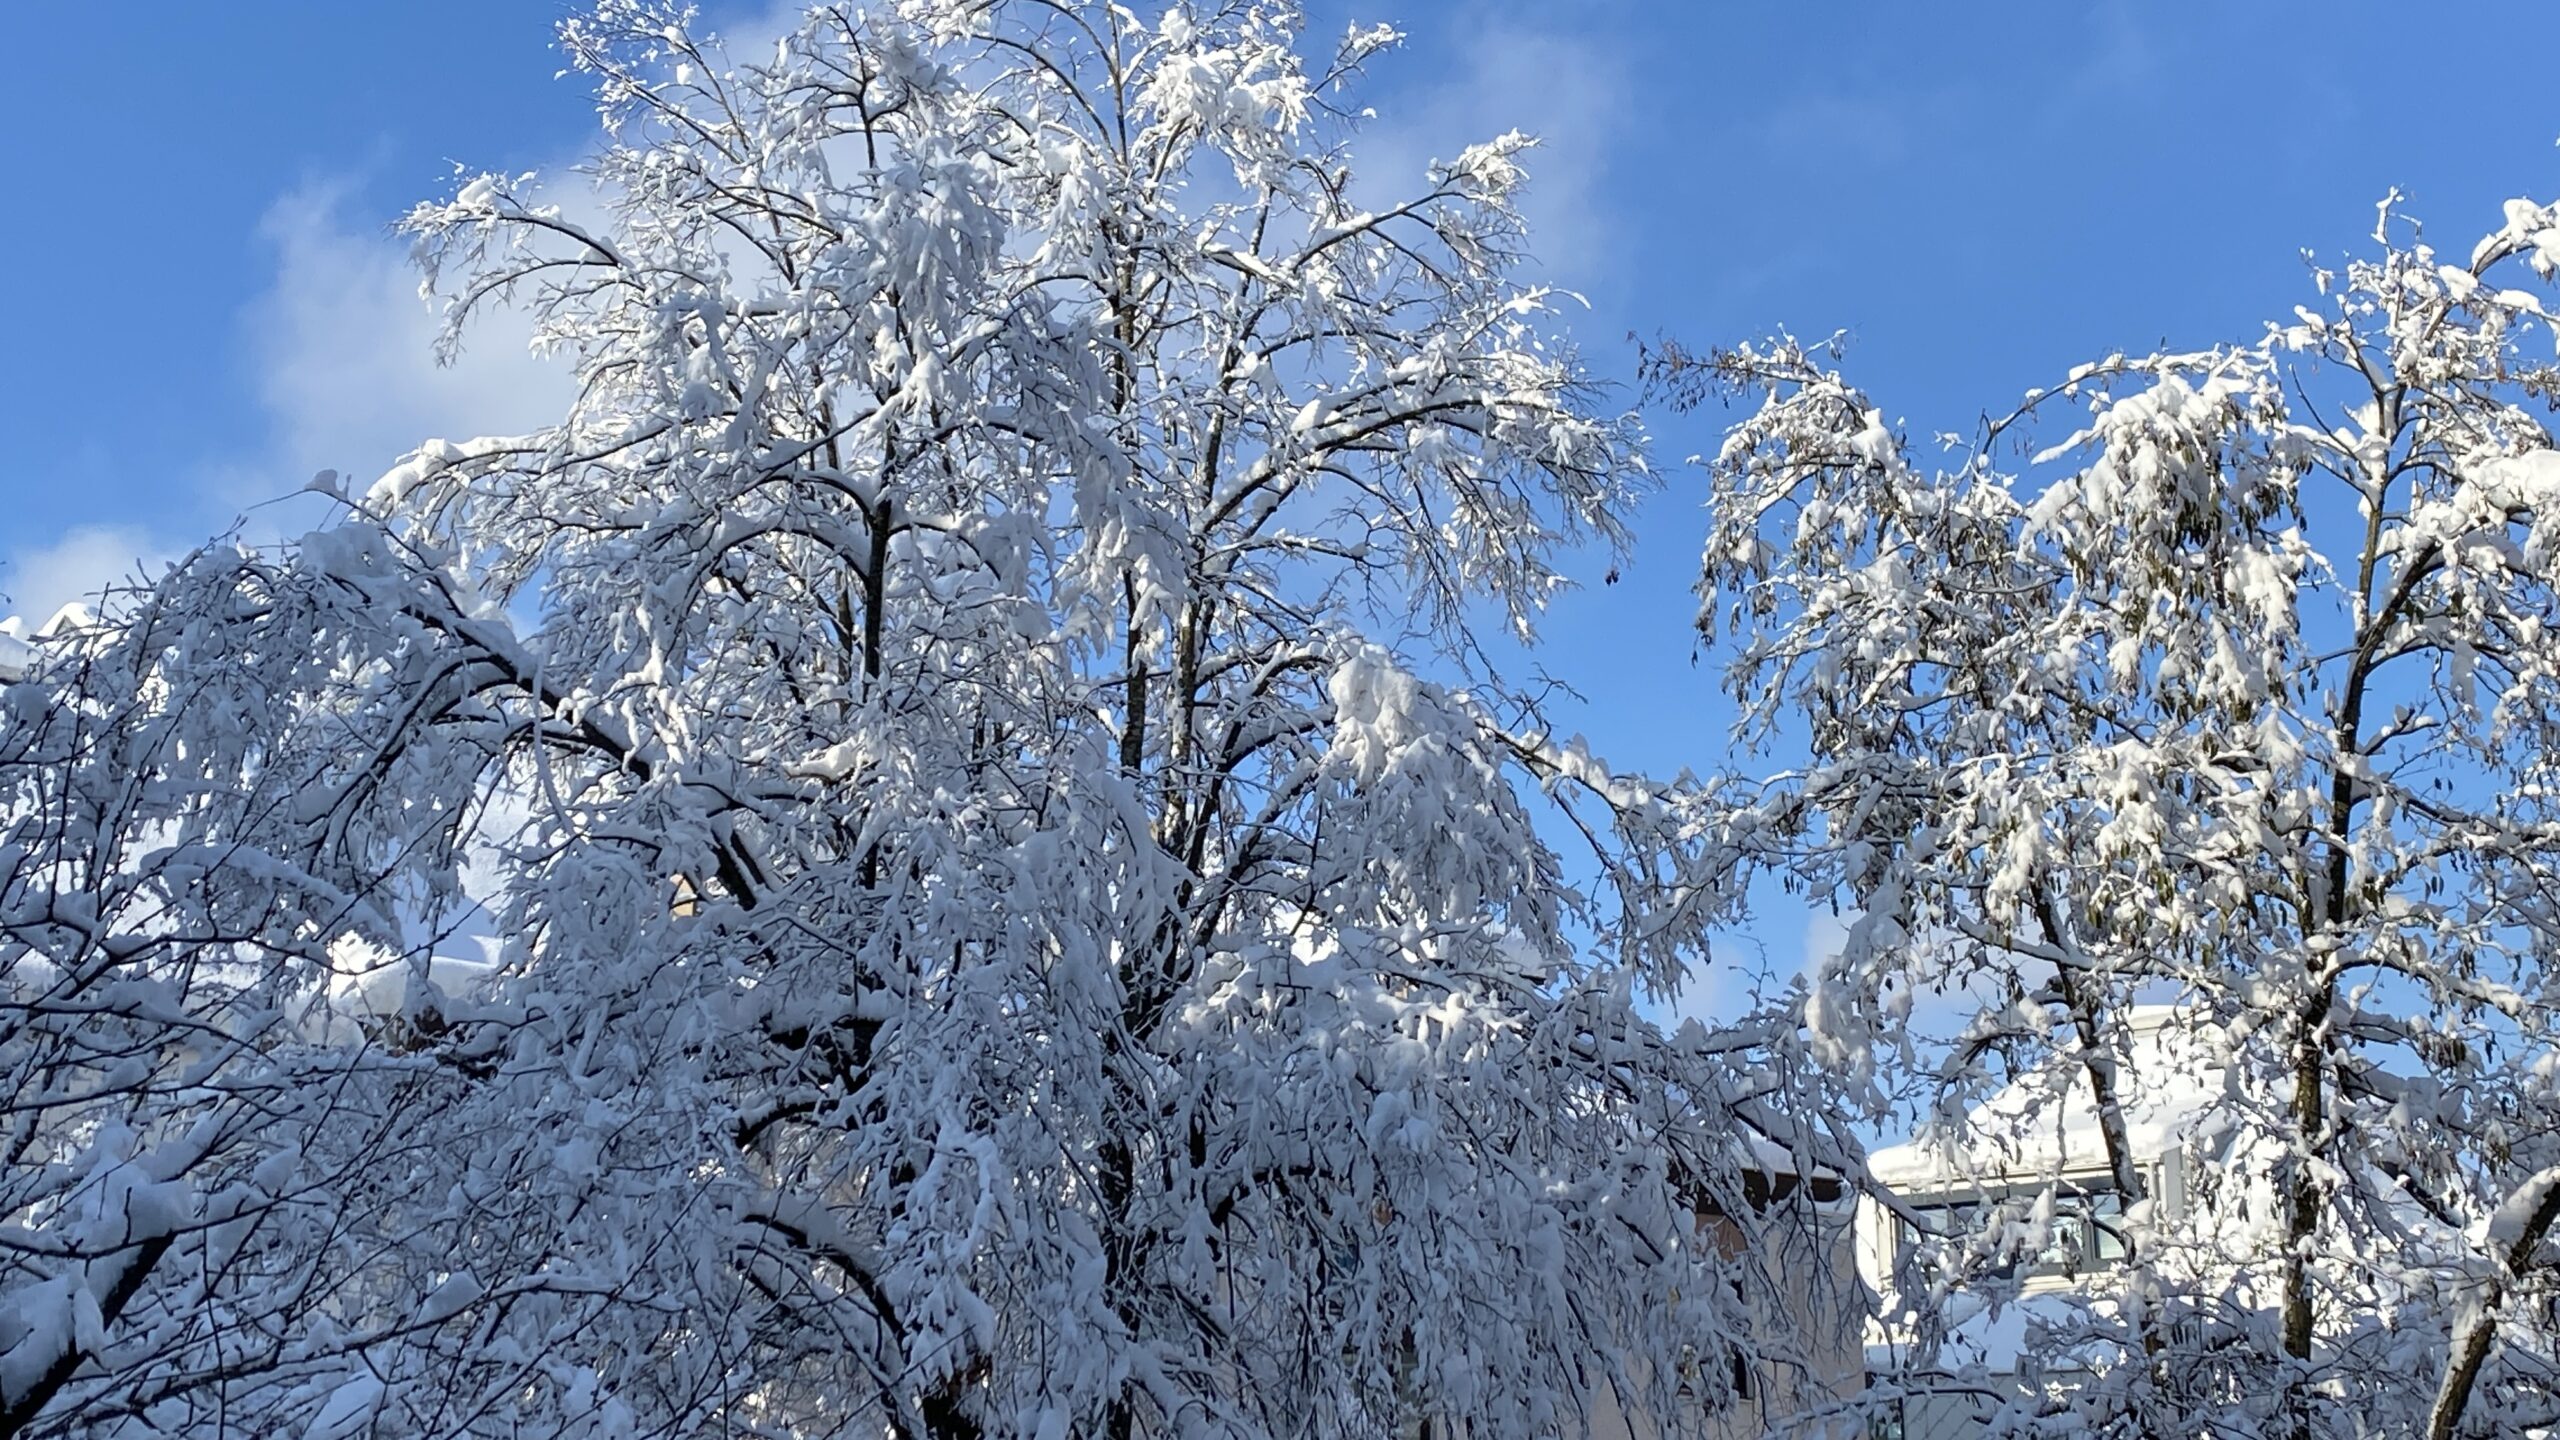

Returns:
1802,908,1850,975
1,525,178,627
11,3,1613,624
1662,903,1835,1029
4,183,578,618
235,183,579,507
1350,19,1633,294
1,7,854,630
233,0,804,511
212,0,822,515
4,181,585,626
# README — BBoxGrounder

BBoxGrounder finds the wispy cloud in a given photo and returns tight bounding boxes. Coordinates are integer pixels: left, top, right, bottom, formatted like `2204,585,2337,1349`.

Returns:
1,525,177,625
1350,18,1634,295
2,0,830,621
237,183,578,504
4,179,582,623
2071,0,2162,101
11,2,1613,622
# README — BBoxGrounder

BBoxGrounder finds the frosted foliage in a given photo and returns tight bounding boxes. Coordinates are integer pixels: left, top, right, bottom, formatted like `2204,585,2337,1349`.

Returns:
0,4,1822,1438
1662,190,2560,1438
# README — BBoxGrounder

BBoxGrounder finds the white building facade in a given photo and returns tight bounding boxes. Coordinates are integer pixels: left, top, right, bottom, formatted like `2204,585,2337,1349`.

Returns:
1853,1007,2232,1438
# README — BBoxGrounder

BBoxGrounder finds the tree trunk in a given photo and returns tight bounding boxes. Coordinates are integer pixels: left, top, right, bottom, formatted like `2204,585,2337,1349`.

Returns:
2426,1166,2560,1440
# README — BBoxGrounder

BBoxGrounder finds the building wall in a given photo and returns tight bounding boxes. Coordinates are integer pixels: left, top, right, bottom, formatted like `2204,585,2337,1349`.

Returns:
1582,1196,1869,1440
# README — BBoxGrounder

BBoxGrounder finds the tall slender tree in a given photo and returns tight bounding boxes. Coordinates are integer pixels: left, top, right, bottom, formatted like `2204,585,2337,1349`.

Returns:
1658,187,2560,1436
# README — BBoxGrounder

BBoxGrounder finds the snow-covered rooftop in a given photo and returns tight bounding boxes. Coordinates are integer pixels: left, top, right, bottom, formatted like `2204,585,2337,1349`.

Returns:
0,605,97,684
1868,1005,2230,1192
0,619,32,684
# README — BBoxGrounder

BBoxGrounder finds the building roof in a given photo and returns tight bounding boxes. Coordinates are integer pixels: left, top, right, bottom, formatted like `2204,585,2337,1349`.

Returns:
1867,1005,2229,1193
0,605,97,685
0,620,31,684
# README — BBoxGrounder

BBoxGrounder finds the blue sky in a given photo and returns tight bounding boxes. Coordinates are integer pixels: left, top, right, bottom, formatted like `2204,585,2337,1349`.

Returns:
6,1,2559,1006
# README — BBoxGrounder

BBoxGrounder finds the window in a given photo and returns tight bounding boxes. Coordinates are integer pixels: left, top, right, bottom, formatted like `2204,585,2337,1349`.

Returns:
1897,1182,2131,1281
2052,1188,2128,1271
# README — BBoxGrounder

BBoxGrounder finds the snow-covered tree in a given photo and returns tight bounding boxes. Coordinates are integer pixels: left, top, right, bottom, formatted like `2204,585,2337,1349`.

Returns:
0,568,554,1439
2,4,1832,1437
1657,186,2560,1437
